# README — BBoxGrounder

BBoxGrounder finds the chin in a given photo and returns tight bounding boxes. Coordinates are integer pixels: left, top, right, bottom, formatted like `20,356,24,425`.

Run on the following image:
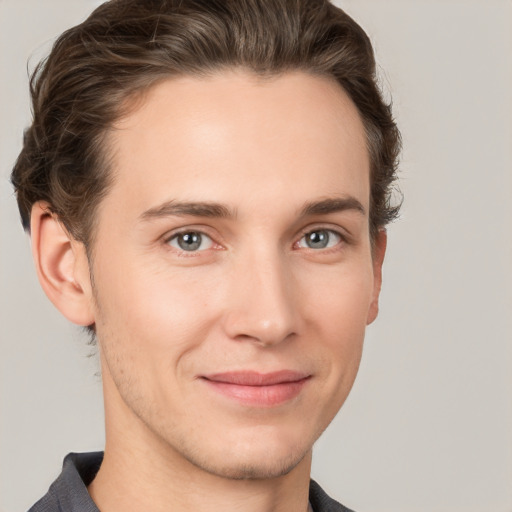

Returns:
186,446,309,481
169,425,313,481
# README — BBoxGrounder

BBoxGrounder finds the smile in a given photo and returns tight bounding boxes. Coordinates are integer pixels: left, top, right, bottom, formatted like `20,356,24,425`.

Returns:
200,371,311,407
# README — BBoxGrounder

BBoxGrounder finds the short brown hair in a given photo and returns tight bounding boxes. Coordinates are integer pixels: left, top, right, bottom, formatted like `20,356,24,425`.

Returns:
11,0,401,246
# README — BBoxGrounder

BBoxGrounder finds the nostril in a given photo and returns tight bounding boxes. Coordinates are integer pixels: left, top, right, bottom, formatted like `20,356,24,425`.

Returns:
232,329,297,347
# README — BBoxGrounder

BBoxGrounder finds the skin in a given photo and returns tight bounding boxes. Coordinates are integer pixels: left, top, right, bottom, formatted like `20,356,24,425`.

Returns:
31,70,386,512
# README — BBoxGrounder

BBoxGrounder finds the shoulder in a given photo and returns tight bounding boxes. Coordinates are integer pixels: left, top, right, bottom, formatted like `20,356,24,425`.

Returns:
27,453,103,512
27,488,61,512
309,480,357,512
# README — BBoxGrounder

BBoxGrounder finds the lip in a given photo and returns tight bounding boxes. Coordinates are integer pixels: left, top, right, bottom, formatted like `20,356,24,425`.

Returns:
200,370,311,407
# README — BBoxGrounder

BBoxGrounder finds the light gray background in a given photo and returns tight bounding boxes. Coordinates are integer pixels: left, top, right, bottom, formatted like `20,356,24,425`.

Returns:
1,1,511,511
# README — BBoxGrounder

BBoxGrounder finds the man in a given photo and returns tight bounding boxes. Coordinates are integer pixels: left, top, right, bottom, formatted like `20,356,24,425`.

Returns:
11,0,400,511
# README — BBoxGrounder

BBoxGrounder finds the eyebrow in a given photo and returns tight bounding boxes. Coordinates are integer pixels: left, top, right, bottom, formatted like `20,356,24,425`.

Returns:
139,200,235,222
299,196,366,217
139,195,365,223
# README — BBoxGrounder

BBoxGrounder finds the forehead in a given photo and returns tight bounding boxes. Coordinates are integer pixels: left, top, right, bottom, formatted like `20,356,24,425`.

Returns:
103,70,369,220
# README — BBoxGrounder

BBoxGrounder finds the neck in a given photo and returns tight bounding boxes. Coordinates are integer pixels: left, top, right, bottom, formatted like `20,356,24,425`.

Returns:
88,365,312,512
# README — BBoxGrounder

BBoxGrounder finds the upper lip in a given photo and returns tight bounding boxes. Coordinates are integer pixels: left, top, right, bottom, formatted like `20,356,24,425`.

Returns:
202,370,310,386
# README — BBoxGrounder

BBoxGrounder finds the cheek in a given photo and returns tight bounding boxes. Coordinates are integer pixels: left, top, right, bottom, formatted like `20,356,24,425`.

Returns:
301,258,375,331
93,261,223,361
91,263,224,414
299,261,374,384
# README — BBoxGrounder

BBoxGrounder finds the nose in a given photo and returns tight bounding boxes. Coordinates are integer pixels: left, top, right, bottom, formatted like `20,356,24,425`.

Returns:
222,249,299,347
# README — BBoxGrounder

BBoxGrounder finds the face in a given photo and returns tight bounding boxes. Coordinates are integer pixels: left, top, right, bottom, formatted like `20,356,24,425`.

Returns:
85,70,384,480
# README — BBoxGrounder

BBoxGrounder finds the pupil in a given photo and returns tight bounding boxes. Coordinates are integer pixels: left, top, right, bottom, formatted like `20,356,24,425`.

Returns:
178,232,201,251
307,230,328,249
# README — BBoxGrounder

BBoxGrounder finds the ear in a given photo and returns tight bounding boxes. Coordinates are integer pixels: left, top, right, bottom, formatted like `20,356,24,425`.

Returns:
30,201,95,326
366,229,387,325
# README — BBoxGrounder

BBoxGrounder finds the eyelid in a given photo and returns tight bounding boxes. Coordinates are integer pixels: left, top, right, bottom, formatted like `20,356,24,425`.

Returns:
160,223,350,253
296,223,349,241
293,225,348,251
162,224,217,242
162,226,224,254
168,231,213,250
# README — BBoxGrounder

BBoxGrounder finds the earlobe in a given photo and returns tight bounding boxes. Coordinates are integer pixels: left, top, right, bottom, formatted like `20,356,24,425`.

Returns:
31,202,95,326
366,229,387,325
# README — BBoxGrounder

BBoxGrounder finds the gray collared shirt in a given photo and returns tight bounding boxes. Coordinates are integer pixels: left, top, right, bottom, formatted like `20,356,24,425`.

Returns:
28,452,355,512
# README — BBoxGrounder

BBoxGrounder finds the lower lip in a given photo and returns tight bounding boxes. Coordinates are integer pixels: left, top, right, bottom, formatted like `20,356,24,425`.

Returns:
202,378,309,407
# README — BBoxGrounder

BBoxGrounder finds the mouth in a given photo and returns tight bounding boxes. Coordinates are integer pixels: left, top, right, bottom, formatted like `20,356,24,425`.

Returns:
200,370,311,407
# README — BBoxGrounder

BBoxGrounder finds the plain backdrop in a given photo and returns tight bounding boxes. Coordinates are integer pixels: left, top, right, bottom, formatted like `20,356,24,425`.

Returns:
1,1,511,511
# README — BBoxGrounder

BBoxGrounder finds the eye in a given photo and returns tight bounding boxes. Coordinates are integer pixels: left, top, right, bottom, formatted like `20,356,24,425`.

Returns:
167,231,214,252
297,229,342,250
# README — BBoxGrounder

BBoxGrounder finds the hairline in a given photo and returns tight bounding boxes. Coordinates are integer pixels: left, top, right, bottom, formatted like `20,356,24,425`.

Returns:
83,66,381,256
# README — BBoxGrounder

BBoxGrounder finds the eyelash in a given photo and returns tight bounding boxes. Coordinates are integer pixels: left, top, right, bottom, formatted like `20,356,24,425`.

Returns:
163,226,347,255
294,228,345,251
164,229,219,256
